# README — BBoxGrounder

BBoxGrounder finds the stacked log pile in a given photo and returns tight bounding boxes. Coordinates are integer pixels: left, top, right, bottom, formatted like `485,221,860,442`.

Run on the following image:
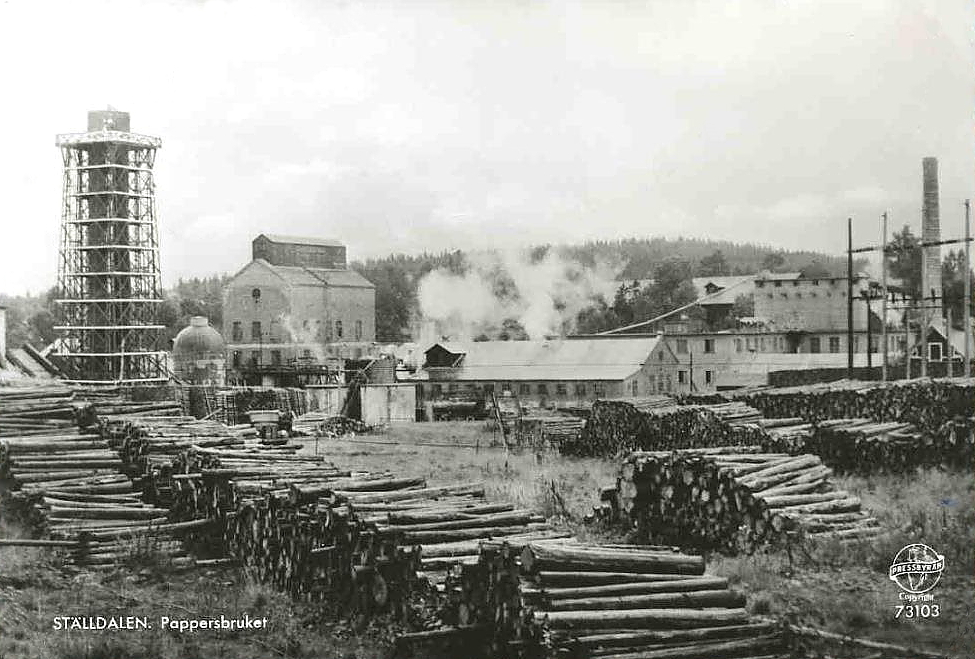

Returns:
404,540,783,659
0,428,208,568
781,418,960,474
610,448,881,553
564,401,766,458
733,378,975,470
0,384,79,435
734,378,974,428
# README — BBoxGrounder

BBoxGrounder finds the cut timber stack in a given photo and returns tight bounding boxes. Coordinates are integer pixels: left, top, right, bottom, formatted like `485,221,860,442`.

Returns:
0,383,79,435
0,428,207,569
789,418,964,474
611,447,881,553
734,377,974,432
564,401,765,458
358,484,565,590
98,414,264,507
733,378,975,471
400,541,785,659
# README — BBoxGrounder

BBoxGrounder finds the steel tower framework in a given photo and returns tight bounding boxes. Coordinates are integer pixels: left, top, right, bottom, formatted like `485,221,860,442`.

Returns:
54,114,166,384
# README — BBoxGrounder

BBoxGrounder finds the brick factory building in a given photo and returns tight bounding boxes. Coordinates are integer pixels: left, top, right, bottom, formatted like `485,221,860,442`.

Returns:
418,335,680,409
222,234,375,385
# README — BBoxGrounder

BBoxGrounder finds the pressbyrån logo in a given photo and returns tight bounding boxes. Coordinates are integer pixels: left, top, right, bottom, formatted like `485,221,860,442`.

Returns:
888,544,945,594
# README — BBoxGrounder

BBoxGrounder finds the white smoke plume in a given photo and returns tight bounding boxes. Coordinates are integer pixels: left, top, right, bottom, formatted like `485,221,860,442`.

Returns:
415,248,621,345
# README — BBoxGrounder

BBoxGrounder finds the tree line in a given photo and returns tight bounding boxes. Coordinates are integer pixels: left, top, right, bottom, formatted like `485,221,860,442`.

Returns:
2,231,970,351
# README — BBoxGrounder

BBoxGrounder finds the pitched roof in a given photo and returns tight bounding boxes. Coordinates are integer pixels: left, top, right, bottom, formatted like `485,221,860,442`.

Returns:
691,276,753,306
257,234,345,247
257,260,375,288
424,337,661,381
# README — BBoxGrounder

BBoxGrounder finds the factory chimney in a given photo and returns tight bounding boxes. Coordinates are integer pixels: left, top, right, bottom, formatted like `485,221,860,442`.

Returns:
921,157,942,325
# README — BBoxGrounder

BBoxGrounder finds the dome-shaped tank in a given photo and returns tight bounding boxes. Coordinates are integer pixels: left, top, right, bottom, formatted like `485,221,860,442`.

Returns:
174,316,225,357
172,316,226,385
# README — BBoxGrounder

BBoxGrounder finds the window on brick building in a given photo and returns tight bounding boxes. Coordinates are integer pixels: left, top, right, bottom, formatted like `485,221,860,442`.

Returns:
355,320,363,340
251,321,261,341
232,351,241,368
705,370,713,386
519,384,530,395
678,370,687,384
231,321,242,341
594,383,607,397
676,339,688,354
335,320,343,339
574,383,587,396
703,339,715,353
250,350,260,366
556,383,567,395
810,337,821,353
537,384,548,395
270,350,281,365
631,380,639,396
829,336,840,353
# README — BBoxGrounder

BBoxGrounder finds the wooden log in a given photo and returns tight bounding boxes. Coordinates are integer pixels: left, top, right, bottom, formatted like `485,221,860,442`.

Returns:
535,607,751,630
568,621,777,651
546,589,746,612
538,576,729,600
591,635,782,659
522,544,705,576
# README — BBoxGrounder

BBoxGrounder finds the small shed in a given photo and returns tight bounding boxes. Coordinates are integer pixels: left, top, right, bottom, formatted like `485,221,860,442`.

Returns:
360,383,417,425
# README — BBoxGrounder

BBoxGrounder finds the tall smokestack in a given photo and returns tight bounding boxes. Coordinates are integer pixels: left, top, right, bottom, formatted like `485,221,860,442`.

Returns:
922,157,942,322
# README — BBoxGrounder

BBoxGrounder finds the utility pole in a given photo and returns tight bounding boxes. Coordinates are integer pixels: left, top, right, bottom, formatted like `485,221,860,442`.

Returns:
863,292,873,369
689,352,695,393
965,200,972,377
921,209,928,378
881,212,889,381
904,300,911,379
847,217,854,377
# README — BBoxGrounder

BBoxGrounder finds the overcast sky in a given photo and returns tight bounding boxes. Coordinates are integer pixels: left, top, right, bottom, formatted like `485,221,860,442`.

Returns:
0,0,972,294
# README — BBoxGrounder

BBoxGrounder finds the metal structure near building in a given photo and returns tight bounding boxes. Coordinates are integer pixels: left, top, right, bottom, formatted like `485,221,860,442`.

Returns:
53,109,166,384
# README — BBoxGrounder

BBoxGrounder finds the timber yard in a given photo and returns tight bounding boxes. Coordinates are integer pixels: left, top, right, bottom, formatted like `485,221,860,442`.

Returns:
0,105,971,659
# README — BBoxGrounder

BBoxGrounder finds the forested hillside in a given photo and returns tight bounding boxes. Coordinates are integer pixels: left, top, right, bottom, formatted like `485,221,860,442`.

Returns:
14,234,957,350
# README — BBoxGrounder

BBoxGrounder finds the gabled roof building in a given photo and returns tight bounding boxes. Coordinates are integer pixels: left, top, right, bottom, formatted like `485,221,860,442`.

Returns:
222,235,376,386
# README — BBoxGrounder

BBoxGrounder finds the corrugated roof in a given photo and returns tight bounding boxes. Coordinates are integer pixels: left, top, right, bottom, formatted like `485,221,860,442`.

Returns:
258,234,345,247
259,260,375,288
425,337,660,381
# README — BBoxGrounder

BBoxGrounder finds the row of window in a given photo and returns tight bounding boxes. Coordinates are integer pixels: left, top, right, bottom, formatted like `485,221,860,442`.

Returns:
430,382,608,397
735,336,788,353
763,290,844,299
231,319,363,342
675,338,715,354
756,279,837,289
675,370,713,386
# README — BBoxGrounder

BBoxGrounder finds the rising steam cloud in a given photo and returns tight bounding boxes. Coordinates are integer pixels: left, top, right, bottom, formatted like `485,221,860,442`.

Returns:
415,249,620,344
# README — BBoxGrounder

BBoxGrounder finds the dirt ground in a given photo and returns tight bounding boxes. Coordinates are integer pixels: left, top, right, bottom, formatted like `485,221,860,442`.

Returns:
1,421,971,659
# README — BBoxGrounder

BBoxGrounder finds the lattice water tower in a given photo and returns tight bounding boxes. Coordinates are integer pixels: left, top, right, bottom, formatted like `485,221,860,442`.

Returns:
54,109,166,384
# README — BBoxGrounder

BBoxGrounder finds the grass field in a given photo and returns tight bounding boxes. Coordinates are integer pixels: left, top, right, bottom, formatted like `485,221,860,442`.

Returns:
1,421,971,659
